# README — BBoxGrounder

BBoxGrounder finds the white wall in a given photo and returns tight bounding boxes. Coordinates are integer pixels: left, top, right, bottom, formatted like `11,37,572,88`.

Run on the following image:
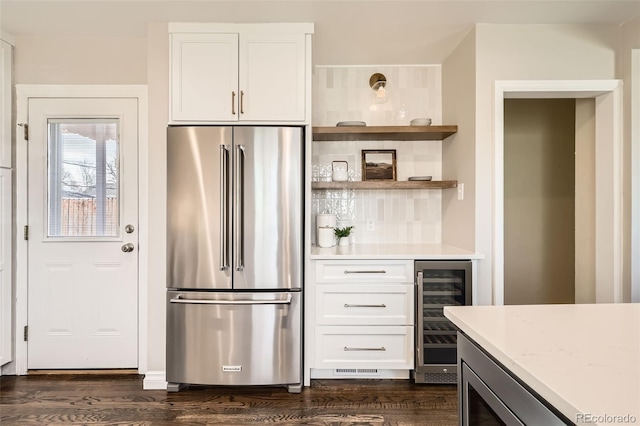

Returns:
470,24,620,305
312,65,444,244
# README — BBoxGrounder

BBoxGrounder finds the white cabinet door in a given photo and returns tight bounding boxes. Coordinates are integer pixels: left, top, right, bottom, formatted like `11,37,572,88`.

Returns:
315,284,414,326
171,33,239,122
0,40,11,168
315,260,413,283
0,169,11,366
315,326,414,369
239,33,306,121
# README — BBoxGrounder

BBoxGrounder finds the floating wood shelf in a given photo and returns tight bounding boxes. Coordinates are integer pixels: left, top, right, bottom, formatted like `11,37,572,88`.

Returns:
312,125,458,141
312,180,458,190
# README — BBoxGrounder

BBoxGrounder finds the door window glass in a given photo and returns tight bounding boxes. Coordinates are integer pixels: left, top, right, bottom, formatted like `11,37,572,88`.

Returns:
47,119,120,237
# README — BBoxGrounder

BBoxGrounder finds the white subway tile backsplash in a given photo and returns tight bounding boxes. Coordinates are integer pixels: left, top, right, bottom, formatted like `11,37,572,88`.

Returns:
312,64,443,245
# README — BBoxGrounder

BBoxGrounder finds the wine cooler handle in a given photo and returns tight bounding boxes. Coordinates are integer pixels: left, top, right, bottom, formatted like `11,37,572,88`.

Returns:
416,271,424,363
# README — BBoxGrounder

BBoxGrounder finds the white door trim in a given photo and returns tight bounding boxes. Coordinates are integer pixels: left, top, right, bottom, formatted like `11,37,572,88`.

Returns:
493,80,624,305
632,50,640,303
13,85,148,375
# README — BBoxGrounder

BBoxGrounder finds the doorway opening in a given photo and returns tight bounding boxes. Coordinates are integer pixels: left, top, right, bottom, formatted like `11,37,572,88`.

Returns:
504,99,578,305
493,80,623,305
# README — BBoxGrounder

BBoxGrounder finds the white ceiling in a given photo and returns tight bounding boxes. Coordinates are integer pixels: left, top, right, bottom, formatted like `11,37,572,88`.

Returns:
1,0,638,64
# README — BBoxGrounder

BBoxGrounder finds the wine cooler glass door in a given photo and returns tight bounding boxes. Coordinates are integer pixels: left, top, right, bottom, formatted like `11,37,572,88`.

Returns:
414,260,471,383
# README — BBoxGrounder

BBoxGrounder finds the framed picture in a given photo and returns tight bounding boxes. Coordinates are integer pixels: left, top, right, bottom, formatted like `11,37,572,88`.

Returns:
362,149,397,181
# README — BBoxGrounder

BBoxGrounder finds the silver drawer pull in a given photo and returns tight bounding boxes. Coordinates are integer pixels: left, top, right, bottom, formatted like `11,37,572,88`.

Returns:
170,294,292,305
344,303,386,308
344,270,387,274
344,346,386,351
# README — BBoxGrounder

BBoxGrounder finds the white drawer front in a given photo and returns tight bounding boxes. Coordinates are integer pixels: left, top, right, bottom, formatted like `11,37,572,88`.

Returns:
315,326,414,369
315,260,413,283
316,284,414,326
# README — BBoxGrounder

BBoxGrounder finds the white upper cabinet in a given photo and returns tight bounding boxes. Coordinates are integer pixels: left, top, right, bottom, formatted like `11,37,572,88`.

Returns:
171,33,239,122
239,33,306,122
169,23,313,123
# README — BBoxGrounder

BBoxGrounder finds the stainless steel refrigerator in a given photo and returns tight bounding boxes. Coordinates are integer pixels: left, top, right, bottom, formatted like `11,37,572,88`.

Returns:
166,126,304,393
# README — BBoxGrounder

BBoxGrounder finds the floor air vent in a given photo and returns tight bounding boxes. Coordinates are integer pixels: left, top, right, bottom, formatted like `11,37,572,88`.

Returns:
334,368,380,376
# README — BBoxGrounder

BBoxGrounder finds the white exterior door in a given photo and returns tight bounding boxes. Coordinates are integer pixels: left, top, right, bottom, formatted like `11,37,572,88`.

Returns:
27,97,138,369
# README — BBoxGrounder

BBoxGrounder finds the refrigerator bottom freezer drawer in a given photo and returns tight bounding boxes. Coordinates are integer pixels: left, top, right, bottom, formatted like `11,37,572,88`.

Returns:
166,290,301,386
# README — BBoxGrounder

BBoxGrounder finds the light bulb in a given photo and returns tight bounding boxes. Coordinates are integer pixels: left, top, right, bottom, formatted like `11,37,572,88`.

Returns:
375,84,387,103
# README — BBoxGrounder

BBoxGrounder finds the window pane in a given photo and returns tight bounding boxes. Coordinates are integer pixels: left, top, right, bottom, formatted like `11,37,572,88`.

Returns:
48,119,120,237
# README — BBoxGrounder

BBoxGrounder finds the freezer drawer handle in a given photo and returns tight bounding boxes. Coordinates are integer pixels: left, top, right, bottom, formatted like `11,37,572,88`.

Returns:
344,346,386,351
170,294,292,305
344,270,387,274
344,303,386,308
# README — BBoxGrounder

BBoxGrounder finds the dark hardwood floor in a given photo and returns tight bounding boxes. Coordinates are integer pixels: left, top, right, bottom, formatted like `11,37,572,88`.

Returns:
1,373,458,425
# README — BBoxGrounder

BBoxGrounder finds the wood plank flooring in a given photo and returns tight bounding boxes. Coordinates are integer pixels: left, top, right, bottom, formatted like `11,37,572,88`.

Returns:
1,373,458,425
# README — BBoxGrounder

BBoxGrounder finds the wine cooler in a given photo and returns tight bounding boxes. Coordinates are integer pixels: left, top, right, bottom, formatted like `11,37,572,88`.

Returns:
414,260,472,384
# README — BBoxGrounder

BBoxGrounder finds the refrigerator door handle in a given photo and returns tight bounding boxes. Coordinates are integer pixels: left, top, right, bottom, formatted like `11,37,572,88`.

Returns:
170,294,292,305
235,144,245,271
220,145,230,271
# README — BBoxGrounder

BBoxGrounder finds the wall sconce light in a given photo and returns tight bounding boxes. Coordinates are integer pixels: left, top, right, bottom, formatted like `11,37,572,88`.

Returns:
369,73,387,103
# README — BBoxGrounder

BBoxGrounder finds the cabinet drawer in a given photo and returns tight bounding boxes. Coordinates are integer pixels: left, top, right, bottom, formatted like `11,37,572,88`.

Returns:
315,326,414,369
316,284,414,326
315,260,413,283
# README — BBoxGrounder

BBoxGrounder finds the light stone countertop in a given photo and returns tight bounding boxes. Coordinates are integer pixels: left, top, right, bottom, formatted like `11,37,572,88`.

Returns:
444,303,640,425
310,243,483,260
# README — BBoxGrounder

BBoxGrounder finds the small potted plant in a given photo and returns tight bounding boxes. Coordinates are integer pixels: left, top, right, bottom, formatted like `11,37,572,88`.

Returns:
334,226,354,246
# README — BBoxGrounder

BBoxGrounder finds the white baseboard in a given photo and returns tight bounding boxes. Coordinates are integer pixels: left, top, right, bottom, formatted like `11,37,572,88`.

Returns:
143,370,167,390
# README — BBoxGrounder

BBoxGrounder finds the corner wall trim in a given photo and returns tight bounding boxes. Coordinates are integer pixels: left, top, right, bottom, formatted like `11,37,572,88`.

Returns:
143,371,167,390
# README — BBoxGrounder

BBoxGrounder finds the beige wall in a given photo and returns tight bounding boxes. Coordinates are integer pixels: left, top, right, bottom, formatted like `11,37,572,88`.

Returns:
442,28,476,253
470,24,620,305
146,23,169,375
575,98,596,304
620,17,640,302
14,36,147,84
503,99,576,305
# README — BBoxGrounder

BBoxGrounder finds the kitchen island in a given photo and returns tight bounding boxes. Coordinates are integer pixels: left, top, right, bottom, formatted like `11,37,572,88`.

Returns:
444,303,640,425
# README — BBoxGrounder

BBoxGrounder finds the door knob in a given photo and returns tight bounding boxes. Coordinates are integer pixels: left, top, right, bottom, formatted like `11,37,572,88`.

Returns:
125,224,135,234
121,243,135,253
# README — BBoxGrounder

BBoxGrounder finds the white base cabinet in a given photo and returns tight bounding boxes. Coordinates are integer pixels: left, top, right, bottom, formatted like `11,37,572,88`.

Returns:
307,259,415,382
169,23,312,123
